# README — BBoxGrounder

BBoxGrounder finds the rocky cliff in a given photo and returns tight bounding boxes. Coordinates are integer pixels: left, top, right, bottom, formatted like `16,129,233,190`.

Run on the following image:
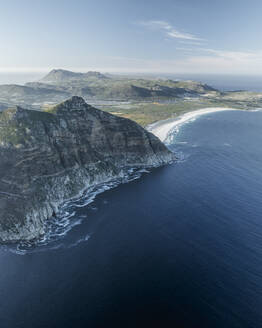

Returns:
0,96,174,242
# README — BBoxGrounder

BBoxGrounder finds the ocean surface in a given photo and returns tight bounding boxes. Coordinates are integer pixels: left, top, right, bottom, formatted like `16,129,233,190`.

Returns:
166,74,262,92
1,110,262,327
0,72,44,85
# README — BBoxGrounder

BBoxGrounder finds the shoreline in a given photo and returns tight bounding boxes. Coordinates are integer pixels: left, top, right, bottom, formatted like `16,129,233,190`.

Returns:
147,107,240,143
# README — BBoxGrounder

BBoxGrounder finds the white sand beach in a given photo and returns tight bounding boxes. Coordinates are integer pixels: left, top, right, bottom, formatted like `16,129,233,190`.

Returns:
147,107,239,143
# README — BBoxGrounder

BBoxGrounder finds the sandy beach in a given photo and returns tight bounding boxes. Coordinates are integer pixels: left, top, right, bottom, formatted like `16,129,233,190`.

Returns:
147,107,239,143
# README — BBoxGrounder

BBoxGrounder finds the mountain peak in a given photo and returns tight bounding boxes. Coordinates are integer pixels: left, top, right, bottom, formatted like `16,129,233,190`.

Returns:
60,96,87,109
53,96,95,115
40,69,108,83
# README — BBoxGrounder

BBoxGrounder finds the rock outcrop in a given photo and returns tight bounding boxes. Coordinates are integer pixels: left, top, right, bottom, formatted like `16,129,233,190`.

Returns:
0,96,174,242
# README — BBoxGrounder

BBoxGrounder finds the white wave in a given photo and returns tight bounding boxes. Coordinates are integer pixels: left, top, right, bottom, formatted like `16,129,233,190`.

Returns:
5,168,150,254
68,234,90,248
176,141,188,145
249,108,262,112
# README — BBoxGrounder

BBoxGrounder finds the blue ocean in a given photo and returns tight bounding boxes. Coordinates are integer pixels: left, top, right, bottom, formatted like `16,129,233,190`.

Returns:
1,109,262,327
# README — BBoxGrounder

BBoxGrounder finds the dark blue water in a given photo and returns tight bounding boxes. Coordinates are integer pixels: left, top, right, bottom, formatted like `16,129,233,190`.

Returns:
1,110,262,328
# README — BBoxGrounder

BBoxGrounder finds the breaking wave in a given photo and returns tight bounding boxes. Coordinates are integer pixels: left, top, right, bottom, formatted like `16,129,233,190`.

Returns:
5,168,151,254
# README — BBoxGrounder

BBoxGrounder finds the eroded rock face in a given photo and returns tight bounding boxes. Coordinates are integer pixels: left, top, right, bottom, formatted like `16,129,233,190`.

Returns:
0,96,174,242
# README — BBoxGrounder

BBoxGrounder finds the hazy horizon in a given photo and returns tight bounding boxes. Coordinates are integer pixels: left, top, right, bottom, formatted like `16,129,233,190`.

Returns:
2,70,262,93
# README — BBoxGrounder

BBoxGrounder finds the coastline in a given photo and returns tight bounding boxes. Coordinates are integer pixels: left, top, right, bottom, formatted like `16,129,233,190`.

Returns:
147,107,240,143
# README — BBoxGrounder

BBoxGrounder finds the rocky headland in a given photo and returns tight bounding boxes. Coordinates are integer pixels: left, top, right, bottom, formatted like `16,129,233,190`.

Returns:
0,96,174,242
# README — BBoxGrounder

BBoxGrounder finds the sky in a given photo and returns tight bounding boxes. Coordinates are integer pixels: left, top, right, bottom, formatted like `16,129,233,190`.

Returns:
1,0,262,75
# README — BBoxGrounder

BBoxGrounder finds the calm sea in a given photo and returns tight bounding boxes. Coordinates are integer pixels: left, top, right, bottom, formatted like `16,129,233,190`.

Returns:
0,72,44,85
1,110,262,327
166,74,262,92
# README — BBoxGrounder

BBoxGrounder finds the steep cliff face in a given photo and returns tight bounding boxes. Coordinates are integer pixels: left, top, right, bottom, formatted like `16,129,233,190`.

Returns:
0,96,174,242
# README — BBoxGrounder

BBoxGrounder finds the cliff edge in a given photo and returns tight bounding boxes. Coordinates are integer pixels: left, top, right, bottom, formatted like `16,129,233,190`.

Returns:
0,96,174,242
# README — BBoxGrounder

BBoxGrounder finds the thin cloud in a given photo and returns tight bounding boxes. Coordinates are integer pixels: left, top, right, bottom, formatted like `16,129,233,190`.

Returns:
102,51,262,74
175,47,195,52
140,20,205,41
179,40,207,46
4,48,262,75
201,48,261,61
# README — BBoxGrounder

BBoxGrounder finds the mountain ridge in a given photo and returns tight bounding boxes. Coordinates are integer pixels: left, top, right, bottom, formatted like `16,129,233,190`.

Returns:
41,69,109,83
0,69,220,110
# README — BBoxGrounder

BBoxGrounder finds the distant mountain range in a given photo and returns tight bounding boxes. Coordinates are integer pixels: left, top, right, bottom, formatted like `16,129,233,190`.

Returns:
0,69,218,109
0,83,70,108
